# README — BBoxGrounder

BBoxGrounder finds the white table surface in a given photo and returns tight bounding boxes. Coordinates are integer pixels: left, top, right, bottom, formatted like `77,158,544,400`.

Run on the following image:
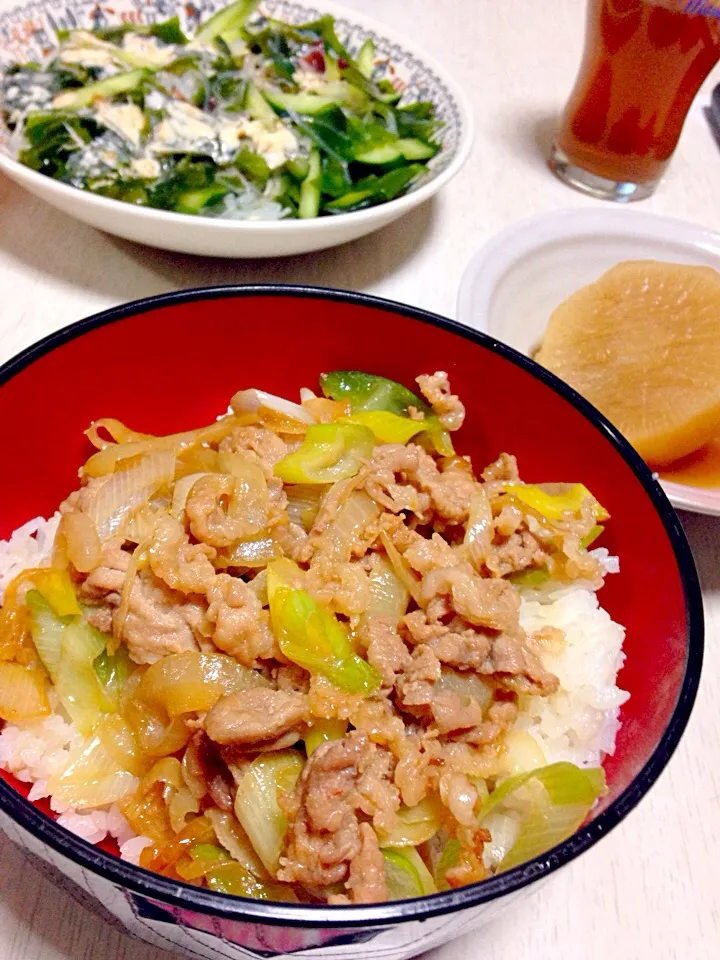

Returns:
1,0,719,958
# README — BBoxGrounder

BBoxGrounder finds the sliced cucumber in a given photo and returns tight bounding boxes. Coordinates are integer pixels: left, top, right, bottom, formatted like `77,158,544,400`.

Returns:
176,184,228,214
195,0,260,44
52,68,150,109
325,187,375,212
356,38,375,79
298,149,321,219
354,142,402,164
286,155,310,180
398,137,438,160
245,83,277,122
354,138,437,165
264,89,338,115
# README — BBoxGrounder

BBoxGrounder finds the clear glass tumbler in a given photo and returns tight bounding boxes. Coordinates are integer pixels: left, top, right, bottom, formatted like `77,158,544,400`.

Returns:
550,0,720,201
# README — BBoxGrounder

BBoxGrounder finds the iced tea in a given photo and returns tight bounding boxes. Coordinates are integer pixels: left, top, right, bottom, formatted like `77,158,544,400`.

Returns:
551,0,720,199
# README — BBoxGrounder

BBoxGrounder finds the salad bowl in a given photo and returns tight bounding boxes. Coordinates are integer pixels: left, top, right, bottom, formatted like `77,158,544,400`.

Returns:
0,0,472,257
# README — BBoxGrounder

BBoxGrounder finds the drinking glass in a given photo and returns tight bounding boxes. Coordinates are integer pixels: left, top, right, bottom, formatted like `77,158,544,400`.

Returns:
550,0,720,201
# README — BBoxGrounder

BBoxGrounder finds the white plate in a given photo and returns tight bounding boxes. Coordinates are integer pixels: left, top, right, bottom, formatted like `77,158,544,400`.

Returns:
0,0,473,258
457,208,720,516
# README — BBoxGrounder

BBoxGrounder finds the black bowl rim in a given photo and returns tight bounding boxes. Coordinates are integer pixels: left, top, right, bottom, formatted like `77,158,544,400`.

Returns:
0,284,704,928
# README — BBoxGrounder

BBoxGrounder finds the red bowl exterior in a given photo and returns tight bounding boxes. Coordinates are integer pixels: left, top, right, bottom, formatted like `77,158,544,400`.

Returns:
0,286,703,931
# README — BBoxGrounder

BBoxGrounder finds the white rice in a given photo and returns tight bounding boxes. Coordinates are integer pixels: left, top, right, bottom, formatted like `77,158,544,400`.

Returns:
0,513,60,603
0,515,628,861
0,516,146,853
517,581,629,768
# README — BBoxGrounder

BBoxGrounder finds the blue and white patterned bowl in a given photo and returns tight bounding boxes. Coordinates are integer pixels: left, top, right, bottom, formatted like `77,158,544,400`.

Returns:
0,0,473,256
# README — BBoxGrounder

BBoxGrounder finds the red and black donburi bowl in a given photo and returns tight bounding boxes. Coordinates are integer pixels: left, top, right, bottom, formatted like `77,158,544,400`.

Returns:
0,286,703,960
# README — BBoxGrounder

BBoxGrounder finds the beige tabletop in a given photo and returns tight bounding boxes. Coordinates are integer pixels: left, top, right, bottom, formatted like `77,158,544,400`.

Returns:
1,0,719,958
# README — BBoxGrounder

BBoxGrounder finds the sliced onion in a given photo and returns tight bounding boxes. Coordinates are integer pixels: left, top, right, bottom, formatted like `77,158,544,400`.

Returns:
231,389,315,424
59,511,101,573
124,506,162,545
365,554,409,626
286,484,328,532
383,847,437,899
83,417,244,478
464,488,493,570
85,415,241,451
114,540,150,652
171,472,213,518
119,780,174,844
83,441,156,478
175,446,220,479
125,698,191,758
168,786,201,833
135,651,268,717
246,569,268,606
85,418,152,449
86,451,175,542
316,490,380,562
502,730,548,777
216,535,280,569
216,452,269,534
140,757,184,796
95,713,149,777
301,397,349,423
47,734,138,810
0,662,50,721
140,813,215,873
436,669,493,711
379,530,423,604
206,808,270,879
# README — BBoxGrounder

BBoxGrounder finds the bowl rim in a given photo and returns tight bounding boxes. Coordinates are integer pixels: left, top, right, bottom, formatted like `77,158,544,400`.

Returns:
0,284,704,928
0,0,474,233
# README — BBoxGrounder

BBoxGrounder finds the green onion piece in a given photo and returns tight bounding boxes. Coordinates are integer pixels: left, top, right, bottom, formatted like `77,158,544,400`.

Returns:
26,590,67,681
320,371,454,455
383,847,437,900
504,483,610,523
206,861,298,901
234,751,305,876
27,592,113,735
478,761,606,873
94,644,133,709
304,718,347,755
267,563,382,695
340,411,426,445
581,524,605,549
433,837,461,891
273,423,375,484
320,370,431,416
55,620,113,735
507,568,551,588
28,569,81,617
190,843,230,862
378,795,443,848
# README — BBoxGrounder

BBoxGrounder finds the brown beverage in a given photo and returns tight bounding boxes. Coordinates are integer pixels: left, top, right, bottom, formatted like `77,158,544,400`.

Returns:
552,0,720,198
